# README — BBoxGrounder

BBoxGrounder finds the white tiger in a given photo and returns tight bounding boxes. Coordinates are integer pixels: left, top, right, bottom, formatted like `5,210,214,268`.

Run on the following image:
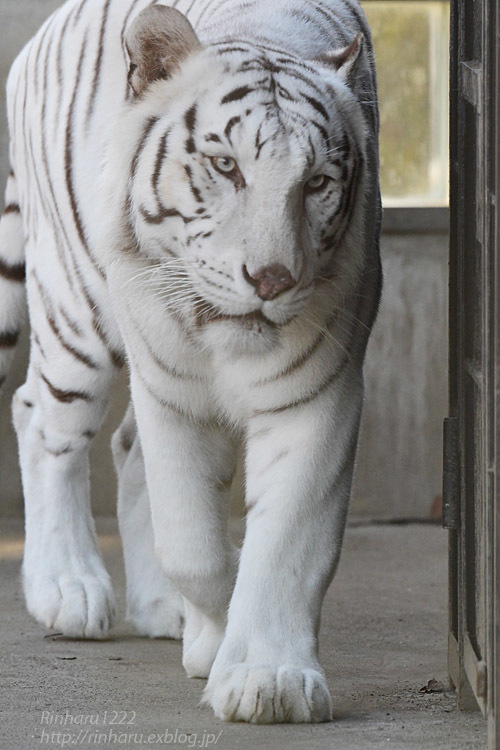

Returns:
0,0,381,723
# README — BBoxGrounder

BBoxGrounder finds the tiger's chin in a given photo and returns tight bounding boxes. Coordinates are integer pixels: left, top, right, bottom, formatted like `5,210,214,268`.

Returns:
196,309,282,356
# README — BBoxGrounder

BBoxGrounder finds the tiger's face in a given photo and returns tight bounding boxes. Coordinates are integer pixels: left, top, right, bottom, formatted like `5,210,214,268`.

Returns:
122,7,367,354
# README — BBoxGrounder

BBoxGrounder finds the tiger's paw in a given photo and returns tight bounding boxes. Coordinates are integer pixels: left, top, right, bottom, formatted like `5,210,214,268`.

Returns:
181,601,225,678
23,567,116,639
182,617,225,678
203,664,333,723
128,590,185,640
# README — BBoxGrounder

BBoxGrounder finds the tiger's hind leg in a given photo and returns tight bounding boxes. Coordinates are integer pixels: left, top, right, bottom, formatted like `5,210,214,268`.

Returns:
112,405,184,639
13,265,121,639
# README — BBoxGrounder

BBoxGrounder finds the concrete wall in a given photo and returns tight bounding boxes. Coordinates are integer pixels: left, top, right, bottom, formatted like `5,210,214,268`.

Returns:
0,1,448,519
351,227,448,519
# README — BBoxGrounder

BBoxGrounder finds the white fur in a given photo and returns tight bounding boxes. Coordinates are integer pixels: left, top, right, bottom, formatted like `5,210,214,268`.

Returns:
112,405,185,638
1,0,381,722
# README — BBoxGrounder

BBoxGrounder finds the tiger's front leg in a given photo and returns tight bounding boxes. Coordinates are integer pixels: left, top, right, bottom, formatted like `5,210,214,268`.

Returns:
204,368,363,723
130,375,239,678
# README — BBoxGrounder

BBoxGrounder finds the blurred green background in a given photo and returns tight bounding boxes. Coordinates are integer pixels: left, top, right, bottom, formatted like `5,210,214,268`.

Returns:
363,1,449,205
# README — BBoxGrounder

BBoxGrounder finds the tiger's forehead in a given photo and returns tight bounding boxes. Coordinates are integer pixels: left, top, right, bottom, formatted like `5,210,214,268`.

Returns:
192,43,349,163
209,38,327,83
205,40,338,112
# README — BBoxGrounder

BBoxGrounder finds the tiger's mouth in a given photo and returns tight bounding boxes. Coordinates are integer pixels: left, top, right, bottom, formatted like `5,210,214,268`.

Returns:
195,302,277,331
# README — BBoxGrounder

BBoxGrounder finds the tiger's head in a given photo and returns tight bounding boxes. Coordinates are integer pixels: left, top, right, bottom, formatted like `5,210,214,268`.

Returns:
106,6,371,355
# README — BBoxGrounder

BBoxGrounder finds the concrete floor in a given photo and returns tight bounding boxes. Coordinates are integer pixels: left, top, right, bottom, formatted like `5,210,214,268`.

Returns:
0,519,487,750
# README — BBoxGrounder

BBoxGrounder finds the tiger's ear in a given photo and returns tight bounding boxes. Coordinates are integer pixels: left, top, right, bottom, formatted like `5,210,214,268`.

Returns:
126,6,202,97
316,33,364,82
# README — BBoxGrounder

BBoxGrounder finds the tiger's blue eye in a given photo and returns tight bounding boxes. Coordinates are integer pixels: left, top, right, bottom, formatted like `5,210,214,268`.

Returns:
212,156,237,173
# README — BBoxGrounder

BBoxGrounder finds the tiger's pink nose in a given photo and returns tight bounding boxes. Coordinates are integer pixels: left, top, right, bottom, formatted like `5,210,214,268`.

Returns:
243,263,297,301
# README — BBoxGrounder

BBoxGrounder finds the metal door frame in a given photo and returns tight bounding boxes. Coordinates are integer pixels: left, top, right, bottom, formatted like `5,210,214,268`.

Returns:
447,0,499,745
